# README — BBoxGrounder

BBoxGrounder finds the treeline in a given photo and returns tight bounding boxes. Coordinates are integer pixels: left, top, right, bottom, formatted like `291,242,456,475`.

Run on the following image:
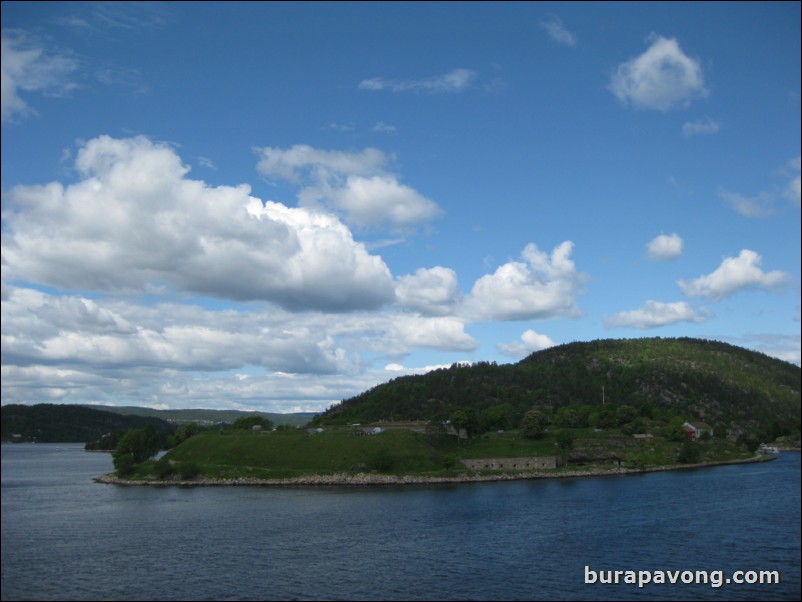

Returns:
83,405,315,427
1,404,173,443
1,404,300,445
313,338,801,440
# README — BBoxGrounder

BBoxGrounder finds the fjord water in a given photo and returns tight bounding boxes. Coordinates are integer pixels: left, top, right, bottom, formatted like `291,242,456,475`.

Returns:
1,444,799,601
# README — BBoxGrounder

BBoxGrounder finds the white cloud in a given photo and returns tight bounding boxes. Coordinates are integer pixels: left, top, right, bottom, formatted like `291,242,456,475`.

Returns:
609,34,707,111
197,156,216,170
682,116,720,137
94,66,149,94
358,68,476,93
604,300,711,329
786,156,801,205
384,315,477,355
255,144,441,232
384,361,467,375
396,267,460,316
467,241,583,321
734,333,801,366
1,30,78,122
328,175,442,231
2,135,395,312
295,308,478,360
789,175,801,205
256,144,387,183
0,287,352,376
539,16,576,47
678,249,791,301
718,188,775,218
647,233,684,260
327,122,355,132
497,329,556,359
0,360,368,413
0,275,484,410
372,121,397,133
719,156,802,217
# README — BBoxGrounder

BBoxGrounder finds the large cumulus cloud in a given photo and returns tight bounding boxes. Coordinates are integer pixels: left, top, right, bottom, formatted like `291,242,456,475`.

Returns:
2,135,395,311
467,241,584,321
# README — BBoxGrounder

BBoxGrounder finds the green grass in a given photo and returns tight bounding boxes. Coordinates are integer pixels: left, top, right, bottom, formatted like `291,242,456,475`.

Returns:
622,438,751,467
446,429,562,458
162,428,453,479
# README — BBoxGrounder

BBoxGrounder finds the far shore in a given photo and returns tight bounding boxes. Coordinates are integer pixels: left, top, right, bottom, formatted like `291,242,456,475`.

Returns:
94,453,779,488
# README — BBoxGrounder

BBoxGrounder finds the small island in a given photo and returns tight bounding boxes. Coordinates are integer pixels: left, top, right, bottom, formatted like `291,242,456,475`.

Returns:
92,338,799,487
93,419,783,488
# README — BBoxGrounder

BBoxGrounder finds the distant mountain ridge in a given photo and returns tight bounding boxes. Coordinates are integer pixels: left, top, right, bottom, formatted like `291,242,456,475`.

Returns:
313,337,800,439
83,406,316,427
1,404,173,443
1,404,315,443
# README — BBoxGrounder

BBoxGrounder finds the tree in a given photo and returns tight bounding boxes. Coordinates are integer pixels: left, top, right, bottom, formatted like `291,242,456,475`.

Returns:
555,430,575,457
425,419,448,441
737,432,761,453
481,404,512,431
616,405,638,426
677,441,701,464
596,405,618,429
231,415,274,431
113,426,160,476
554,407,579,428
449,410,470,440
666,417,687,442
521,410,548,439
463,409,481,438
173,422,200,446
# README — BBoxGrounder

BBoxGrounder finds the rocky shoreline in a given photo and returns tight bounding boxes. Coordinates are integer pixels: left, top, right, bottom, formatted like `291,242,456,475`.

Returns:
94,454,772,488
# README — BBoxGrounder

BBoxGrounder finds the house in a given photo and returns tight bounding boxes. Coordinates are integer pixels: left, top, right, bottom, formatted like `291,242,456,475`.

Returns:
683,421,712,441
633,433,654,442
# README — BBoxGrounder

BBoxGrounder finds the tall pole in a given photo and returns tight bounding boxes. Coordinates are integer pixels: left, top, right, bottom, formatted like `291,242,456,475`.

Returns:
602,385,605,405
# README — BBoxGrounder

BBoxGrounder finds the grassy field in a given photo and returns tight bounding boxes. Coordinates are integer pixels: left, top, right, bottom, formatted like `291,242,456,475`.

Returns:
133,426,756,481
158,428,451,479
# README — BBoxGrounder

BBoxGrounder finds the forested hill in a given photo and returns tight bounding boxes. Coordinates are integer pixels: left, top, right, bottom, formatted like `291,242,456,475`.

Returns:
1,404,173,443
312,338,801,438
1,405,316,443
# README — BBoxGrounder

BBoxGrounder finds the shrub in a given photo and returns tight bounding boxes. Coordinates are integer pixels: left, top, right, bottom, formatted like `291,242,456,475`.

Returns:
521,410,548,439
677,441,701,464
370,447,395,472
178,462,202,480
442,454,459,469
114,453,136,477
154,457,175,479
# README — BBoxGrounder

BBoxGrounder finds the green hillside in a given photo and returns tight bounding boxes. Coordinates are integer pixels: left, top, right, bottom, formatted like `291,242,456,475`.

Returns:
313,338,801,440
1,404,173,443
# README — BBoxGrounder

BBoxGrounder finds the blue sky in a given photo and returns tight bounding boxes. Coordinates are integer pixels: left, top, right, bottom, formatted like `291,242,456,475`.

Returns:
2,2,799,413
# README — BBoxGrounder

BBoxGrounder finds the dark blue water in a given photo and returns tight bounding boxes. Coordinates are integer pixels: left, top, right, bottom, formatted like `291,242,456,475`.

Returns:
2,444,800,601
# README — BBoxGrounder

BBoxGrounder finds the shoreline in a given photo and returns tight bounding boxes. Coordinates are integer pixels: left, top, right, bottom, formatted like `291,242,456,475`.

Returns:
94,453,776,488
